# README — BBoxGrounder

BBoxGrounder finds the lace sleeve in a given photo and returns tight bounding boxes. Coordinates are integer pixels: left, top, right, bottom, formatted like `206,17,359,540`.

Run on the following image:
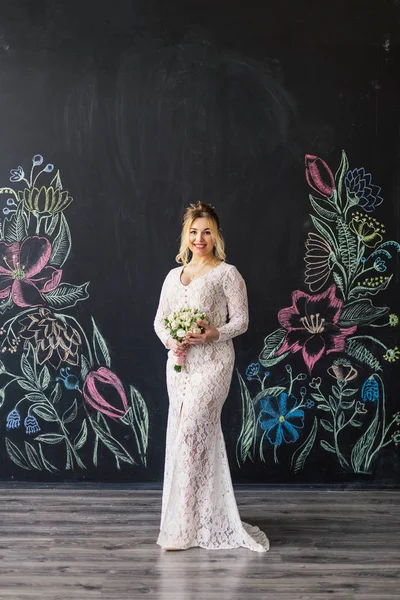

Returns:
154,272,172,348
215,266,249,343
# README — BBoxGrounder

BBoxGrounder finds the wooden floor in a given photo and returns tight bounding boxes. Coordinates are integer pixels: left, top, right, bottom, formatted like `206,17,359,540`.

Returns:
0,487,399,599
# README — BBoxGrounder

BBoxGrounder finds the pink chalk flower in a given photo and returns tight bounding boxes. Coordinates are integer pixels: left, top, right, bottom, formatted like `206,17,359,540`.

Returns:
0,237,62,307
305,154,336,198
82,367,128,420
277,285,357,373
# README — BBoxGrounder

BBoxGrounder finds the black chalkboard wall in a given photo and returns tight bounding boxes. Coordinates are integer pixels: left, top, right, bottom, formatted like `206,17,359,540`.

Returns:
0,0,399,485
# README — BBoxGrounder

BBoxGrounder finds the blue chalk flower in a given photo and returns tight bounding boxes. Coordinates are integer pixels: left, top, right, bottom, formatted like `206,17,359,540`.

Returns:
345,168,383,212
258,392,304,445
361,376,379,403
246,363,260,380
24,415,40,435
9,166,24,182
56,367,80,390
373,257,387,272
6,409,21,429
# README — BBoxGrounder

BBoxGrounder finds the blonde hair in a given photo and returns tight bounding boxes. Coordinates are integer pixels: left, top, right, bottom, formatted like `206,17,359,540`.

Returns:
176,202,226,265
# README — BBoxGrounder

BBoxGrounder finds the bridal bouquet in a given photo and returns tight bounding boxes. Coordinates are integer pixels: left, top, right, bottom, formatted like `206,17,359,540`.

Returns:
165,307,208,372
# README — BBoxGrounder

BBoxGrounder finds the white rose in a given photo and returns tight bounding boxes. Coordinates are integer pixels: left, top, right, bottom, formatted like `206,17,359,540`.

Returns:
176,328,186,338
189,325,201,334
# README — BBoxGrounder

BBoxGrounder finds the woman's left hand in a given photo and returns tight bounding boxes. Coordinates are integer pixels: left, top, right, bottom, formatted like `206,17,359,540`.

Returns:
184,320,220,345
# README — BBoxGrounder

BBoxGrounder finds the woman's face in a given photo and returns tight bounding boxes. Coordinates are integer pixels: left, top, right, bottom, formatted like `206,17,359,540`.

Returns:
188,217,215,259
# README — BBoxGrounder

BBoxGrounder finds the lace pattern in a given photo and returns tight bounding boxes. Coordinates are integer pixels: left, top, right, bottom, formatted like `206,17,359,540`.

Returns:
154,262,269,552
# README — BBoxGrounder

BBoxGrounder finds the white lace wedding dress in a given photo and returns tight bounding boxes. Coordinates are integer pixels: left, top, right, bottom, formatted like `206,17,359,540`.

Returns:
154,261,269,552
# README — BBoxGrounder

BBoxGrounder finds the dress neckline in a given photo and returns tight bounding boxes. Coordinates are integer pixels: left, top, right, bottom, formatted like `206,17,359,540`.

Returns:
179,261,224,287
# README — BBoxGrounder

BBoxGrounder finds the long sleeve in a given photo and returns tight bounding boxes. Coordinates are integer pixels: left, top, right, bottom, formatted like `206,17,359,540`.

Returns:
215,266,249,343
154,272,172,348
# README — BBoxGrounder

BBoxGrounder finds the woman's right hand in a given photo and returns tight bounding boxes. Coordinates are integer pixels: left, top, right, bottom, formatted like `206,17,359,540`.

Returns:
167,337,188,356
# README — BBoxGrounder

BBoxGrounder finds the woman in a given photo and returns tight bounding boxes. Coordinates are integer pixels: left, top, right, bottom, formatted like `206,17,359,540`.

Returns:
154,202,269,552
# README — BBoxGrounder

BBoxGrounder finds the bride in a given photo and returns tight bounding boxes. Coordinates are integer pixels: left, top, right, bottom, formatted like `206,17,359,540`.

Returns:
154,201,269,552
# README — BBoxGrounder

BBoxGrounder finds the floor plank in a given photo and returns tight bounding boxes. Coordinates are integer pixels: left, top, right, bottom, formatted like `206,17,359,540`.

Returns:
0,488,398,599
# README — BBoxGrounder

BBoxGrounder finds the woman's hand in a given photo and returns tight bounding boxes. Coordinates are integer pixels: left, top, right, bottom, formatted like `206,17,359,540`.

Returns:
184,320,220,345
167,337,188,356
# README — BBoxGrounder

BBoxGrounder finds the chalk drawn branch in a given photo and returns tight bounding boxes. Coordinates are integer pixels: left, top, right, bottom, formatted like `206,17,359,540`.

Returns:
0,155,148,473
237,151,400,473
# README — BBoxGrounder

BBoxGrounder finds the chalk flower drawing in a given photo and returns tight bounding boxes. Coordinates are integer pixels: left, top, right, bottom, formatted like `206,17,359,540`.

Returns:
276,285,357,373
19,308,81,368
0,237,62,308
19,186,73,215
348,212,384,249
258,392,305,445
82,367,129,420
237,150,399,474
345,168,383,213
0,154,148,473
327,358,358,382
304,232,335,292
305,154,336,198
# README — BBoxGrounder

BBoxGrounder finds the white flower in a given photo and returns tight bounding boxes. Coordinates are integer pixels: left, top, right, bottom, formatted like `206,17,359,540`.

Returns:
188,325,201,334
176,328,186,338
